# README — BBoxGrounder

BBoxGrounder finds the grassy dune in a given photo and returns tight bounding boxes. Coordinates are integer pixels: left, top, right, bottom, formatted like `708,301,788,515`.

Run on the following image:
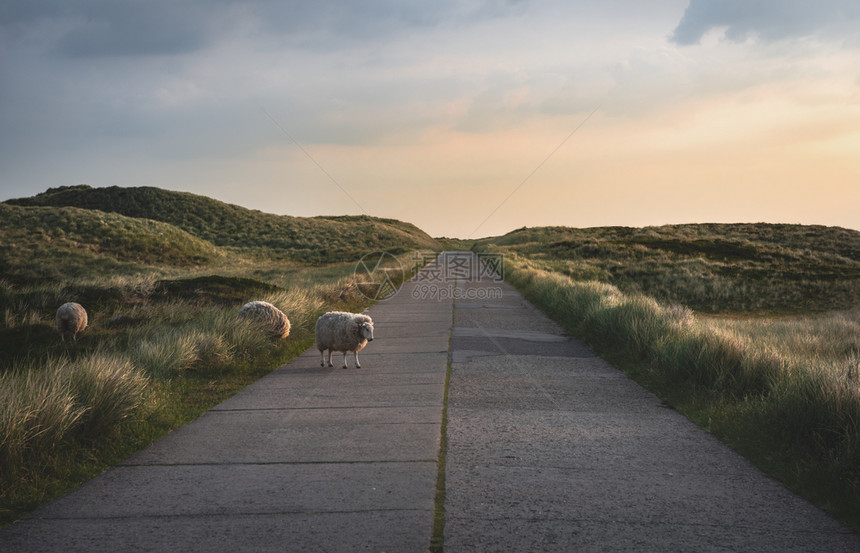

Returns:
476,223,860,314
1,186,438,525
6,185,440,262
0,203,228,281
476,224,860,530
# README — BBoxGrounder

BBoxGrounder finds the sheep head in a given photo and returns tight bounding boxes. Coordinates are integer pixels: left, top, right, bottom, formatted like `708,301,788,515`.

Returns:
361,321,374,342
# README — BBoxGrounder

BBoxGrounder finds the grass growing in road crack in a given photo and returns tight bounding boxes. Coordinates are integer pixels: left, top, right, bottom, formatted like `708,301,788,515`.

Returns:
430,298,455,553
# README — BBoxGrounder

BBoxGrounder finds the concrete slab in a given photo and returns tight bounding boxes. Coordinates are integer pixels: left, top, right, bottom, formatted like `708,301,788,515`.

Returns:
1,511,434,553
449,373,662,412
32,462,436,519
366,302,453,314
451,333,595,358
455,306,563,333
237,368,447,389
376,321,449,333
124,408,442,465
360,312,453,324
293,348,446,366
211,380,445,410
452,354,620,378
454,303,522,310
295,345,446,365
347,336,448,354
446,408,757,475
445,463,840,530
452,327,569,342
449,355,659,412
456,294,528,308
443,517,859,553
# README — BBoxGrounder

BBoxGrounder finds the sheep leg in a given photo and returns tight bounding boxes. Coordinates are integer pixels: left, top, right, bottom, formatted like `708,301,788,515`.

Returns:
326,350,334,367
354,351,361,369
320,349,325,367
342,351,348,369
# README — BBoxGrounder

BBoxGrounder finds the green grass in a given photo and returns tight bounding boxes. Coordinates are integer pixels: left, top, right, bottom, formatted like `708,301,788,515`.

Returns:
480,246,860,531
475,223,860,314
5,185,440,263
0,353,150,503
0,203,227,281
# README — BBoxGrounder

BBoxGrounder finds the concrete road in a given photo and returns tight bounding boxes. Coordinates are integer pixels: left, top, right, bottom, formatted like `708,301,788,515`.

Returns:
2,252,858,552
443,255,860,552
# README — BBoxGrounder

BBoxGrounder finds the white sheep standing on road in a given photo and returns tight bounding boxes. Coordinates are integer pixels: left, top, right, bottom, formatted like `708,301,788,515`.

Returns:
56,302,87,341
315,311,374,369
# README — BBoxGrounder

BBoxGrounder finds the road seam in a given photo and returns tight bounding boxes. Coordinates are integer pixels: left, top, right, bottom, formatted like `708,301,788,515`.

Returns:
429,275,457,553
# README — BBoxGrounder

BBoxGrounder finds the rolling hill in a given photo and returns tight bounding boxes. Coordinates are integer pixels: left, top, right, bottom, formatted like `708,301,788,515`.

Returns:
0,203,230,282
5,185,441,263
475,223,860,314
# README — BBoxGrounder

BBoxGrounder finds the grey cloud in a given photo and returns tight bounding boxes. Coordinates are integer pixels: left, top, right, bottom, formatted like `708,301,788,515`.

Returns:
1,0,519,58
0,1,71,25
243,0,527,54
1,0,225,57
58,5,210,57
671,0,860,45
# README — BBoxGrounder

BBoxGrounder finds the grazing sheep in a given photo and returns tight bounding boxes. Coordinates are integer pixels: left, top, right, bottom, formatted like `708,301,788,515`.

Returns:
56,302,87,341
237,301,291,339
315,311,374,369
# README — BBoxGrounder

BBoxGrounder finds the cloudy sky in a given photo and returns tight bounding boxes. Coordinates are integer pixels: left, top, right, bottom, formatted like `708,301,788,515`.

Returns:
1,1,858,238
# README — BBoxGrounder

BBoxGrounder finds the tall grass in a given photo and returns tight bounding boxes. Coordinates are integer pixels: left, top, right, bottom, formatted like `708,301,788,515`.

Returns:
66,353,150,437
0,353,148,484
704,312,860,479
0,366,82,472
497,252,860,528
476,223,860,314
124,306,278,377
706,310,860,364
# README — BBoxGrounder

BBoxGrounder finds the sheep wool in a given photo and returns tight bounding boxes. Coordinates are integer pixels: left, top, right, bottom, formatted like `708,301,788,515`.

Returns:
315,311,374,369
56,302,88,341
237,301,291,339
